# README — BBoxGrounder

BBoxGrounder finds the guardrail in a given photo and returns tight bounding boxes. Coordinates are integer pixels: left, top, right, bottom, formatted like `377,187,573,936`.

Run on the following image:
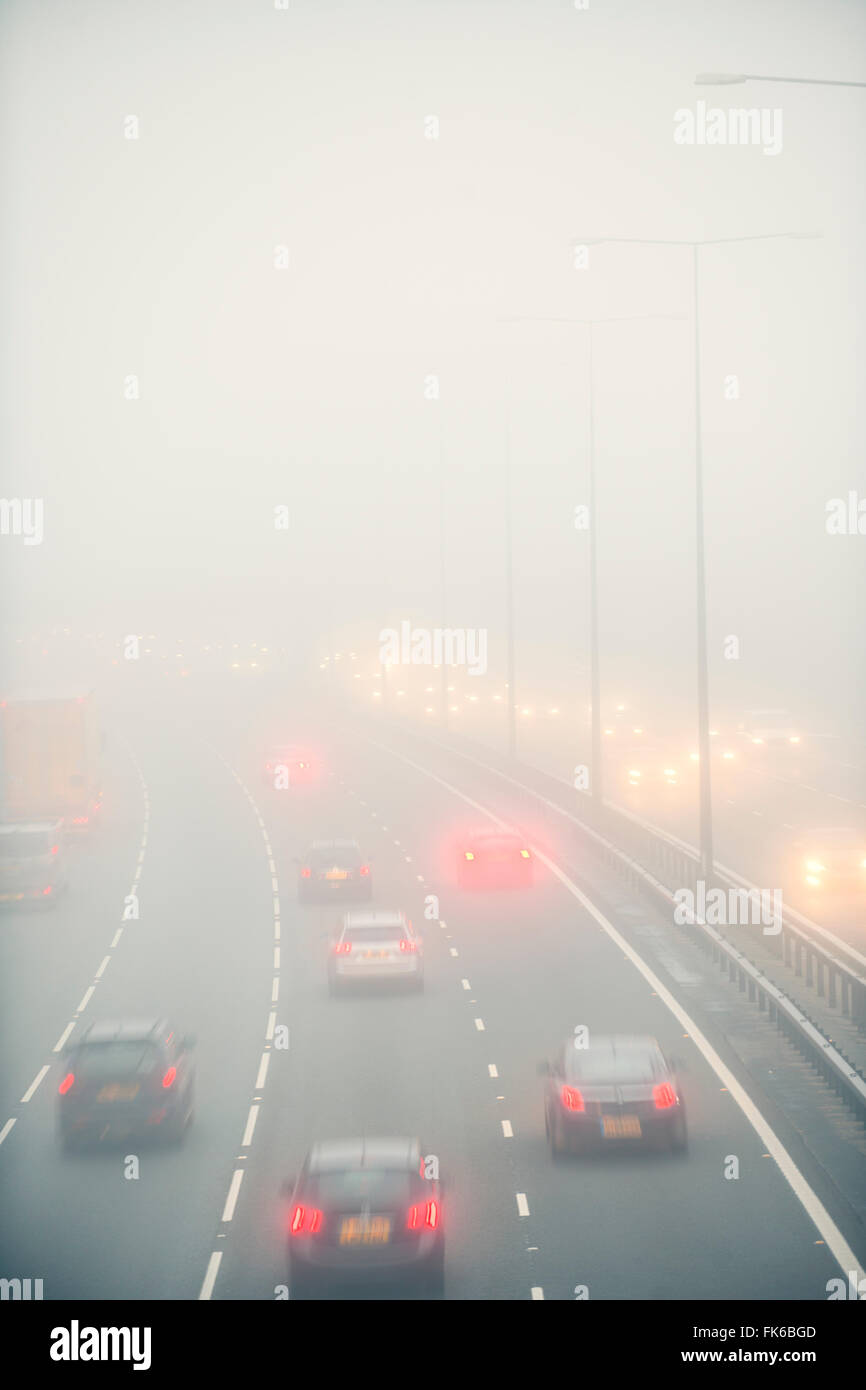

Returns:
360,714,866,1125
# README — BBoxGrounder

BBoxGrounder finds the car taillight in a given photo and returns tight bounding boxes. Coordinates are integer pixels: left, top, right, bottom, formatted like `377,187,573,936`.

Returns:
300,867,311,878
51,845,59,855
520,849,531,859
464,851,474,861
72,816,88,825
58,1072,75,1095
653,1083,676,1110
162,1067,177,1089
407,1200,439,1231
333,941,352,954
43,886,52,896
399,939,417,953
561,1085,584,1112
290,1205,323,1235
359,864,370,876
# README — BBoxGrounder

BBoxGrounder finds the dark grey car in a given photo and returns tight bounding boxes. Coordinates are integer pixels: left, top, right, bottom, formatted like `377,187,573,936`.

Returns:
285,1138,444,1298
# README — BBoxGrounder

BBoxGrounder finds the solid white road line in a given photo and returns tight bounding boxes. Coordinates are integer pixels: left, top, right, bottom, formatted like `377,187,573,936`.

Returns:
369,735,865,1284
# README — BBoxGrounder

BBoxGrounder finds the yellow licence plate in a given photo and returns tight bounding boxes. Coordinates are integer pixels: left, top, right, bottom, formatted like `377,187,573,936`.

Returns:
339,1217,391,1246
97,1083,140,1102
325,869,348,880
602,1114,642,1138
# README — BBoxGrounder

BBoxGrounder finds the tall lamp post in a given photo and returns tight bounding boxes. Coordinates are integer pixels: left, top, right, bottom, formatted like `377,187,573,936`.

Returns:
568,233,819,875
502,313,682,806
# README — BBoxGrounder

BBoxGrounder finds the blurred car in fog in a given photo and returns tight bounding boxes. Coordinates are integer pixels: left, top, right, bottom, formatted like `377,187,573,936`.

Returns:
297,839,372,903
793,827,866,895
738,709,802,749
264,745,318,788
285,1137,444,1298
328,910,423,994
0,820,67,906
458,828,533,888
58,1019,195,1149
540,1034,687,1156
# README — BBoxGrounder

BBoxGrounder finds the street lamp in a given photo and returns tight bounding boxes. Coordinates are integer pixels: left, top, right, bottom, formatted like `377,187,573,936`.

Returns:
502,313,682,806
570,232,820,876
695,73,866,88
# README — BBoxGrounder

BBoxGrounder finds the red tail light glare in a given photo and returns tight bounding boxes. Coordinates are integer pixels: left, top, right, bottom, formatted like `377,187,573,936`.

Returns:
653,1083,676,1110
51,845,59,855
520,849,531,859
290,1205,323,1235
58,1072,75,1095
359,864,370,876
162,1067,177,1089
300,867,311,878
333,941,352,955
399,939,417,953
561,1085,584,1112
407,1201,439,1231
464,851,474,861
43,886,52,896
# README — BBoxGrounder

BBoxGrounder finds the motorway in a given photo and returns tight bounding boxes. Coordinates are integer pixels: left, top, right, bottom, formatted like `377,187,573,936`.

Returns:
0,686,863,1301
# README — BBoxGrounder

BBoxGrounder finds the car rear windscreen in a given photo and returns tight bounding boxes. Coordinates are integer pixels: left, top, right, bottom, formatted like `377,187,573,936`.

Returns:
567,1049,661,1083
309,1170,414,1208
344,924,405,941
311,845,360,867
73,1042,162,1077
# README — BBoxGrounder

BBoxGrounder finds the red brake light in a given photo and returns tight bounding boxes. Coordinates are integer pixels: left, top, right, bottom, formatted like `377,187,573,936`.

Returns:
407,1200,439,1231
162,1067,177,1089
520,849,531,859
653,1083,676,1110
43,886,52,896
51,845,59,855
359,864,370,876
464,850,474,861
561,1085,584,1112
333,941,352,954
399,939,417,953
290,1205,323,1235
300,867,311,878
58,1072,75,1096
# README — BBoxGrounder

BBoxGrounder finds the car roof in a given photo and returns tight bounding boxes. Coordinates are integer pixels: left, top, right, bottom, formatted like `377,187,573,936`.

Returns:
75,1019,169,1045
310,838,360,849
306,1137,421,1173
342,910,406,928
0,821,63,835
471,828,521,843
566,1034,663,1061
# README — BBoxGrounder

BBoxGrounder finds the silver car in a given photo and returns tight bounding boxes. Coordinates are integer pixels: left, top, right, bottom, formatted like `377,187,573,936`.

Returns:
328,911,424,994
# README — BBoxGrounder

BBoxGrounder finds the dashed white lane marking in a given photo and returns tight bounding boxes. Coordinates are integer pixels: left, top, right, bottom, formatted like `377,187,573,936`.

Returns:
404,855,412,863
449,947,459,957
76,985,95,1013
271,877,279,892
474,1018,485,1031
20,1067,49,1104
271,978,280,1002
751,809,763,817
242,1106,260,1147
0,1119,16,1146
255,1053,270,1090
416,874,425,882
110,929,123,948
516,1193,530,1217
53,1022,75,1053
501,1120,514,1138
273,947,281,969
199,1252,223,1301
273,896,280,915
488,1064,499,1078
266,1012,277,1041
369,733,866,1286
393,839,401,847
133,866,142,881
461,979,471,991
221,1170,244,1222
94,955,111,980
274,921,281,941
531,1287,544,1300
268,859,276,873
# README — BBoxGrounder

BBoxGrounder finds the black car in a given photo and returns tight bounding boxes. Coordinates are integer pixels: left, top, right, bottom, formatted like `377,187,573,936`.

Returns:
58,1018,195,1150
297,839,372,903
285,1138,444,1298
541,1034,687,1156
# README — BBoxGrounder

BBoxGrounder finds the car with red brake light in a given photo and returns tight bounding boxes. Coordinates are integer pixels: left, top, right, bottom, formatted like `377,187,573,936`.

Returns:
328,910,423,993
57,1018,195,1149
298,839,372,903
458,828,533,889
0,821,68,906
264,745,318,788
285,1137,444,1298
541,1034,687,1156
